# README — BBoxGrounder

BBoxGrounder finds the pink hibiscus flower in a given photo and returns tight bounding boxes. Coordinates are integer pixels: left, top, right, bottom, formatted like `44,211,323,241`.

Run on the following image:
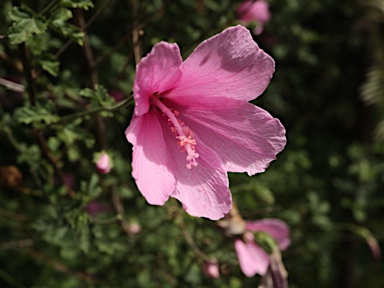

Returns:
125,25,286,220
235,219,290,277
237,0,271,35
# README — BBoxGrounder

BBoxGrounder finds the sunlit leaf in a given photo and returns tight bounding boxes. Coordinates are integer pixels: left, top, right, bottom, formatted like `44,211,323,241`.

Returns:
60,0,94,10
8,6,47,45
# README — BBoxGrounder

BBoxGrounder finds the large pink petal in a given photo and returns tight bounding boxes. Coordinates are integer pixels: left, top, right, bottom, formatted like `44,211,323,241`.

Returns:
246,219,290,250
168,99,286,175
134,42,182,116
156,110,232,220
125,110,176,205
164,25,274,106
235,238,270,277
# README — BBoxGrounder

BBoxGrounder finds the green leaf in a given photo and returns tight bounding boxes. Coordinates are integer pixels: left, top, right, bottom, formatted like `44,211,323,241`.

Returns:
60,0,94,10
83,173,103,199
39,54,60,76
254,231,278,253
50,7,73,26
254,185,275,205
49,7,84,45
80,85,115,108
8,6,47,45
17,144,41,168
57,128,77,145
14,106,59,125
60,24,84,45
79,87,94,98
80,225,90,254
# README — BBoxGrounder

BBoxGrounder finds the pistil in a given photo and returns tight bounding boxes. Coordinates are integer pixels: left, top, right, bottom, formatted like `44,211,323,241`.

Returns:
150,95,199,169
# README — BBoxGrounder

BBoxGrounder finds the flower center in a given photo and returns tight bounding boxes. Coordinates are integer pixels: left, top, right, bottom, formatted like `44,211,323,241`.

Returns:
150,95,199,169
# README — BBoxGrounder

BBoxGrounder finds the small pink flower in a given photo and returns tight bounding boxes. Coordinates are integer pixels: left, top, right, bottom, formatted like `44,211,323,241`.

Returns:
204,260,220,278
95,151,111,174
237,0,271,35
235,219,290,277
126,25,286,220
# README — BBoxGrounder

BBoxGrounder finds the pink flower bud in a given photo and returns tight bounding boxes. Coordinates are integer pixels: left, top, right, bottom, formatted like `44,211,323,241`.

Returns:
96,152,111,174
128,223,141,234
237,0,271,35
204,260,220,278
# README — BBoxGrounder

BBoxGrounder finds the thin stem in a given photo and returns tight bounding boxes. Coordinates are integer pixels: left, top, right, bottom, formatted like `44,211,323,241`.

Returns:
36,130,76,198
0,239,34,250
131,0,141,64
50,94,133,127
19,43,37,106
241,205,284,217
75,8,109,150
83,0,114,31
0,267,27,288
39,0,61,16
111,186,133,235
179,217,212,262
0,207,29,222
19,248,95,284
12,0,36,105
0,50,23,72
76,9,98,87
0,77,25,93
55,0,114,58
116,50,134,86
91,214,120,225
94,32,131,67
2,126,24,152
55,40,73,58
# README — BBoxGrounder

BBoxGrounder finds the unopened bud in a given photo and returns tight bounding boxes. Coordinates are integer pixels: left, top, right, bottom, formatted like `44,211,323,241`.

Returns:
95,151,111,174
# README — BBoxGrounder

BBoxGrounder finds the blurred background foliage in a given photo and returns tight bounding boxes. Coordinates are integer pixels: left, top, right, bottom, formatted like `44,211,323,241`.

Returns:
0,0,383,287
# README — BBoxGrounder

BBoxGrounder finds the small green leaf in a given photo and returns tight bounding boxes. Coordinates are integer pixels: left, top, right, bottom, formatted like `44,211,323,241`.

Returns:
17,144,41,168
79,225,90,254
79,87,94,98
8,6,47,45
254,185,275,205
50,7,73,26
80,85,114,108
59,24,84,45
39,54,60,76
49,8,84,45
14,106,59,125
60,0,94,10
68,146,81,162
58,127,78,145
86,173,103,198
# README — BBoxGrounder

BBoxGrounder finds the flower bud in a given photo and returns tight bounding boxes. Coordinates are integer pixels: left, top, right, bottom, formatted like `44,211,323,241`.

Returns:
95,151,111,174
128,222,141,234
237,0,271,35
204,260,220,278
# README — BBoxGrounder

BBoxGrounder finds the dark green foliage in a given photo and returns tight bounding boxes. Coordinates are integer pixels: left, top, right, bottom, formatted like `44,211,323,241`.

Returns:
0,0,383,287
